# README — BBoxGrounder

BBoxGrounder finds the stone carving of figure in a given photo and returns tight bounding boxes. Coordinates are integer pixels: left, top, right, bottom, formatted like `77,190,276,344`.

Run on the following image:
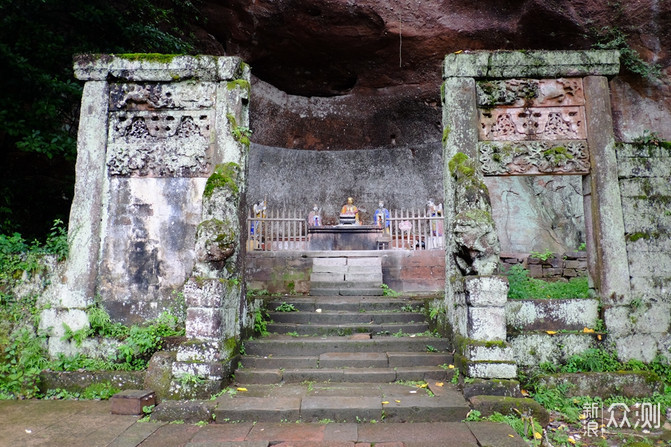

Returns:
307,204,322,227
340,197,360,225
374,201,390,233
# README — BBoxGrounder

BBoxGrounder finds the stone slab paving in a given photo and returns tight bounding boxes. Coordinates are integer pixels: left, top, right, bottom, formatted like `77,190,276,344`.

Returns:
0,400,529,446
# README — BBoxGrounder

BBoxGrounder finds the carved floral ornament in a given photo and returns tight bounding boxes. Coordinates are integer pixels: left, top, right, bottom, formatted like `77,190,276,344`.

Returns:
479,106,586,141
478,140,590,176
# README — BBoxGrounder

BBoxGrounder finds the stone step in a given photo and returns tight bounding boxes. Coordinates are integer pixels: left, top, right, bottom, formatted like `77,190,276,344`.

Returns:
235,366,453,385
243,335,450,357
213,382,469,423
311,287,384,296
240,352,453,370
269,311,426,324
266,322,430,336
265,297,422,313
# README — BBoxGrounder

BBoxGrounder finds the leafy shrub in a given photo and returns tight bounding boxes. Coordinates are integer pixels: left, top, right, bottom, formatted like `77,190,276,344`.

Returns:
506,265,589,299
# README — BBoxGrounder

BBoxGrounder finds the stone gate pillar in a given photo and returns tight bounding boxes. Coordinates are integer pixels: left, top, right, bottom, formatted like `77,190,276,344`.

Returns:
40,55,250,364
441,50,622,378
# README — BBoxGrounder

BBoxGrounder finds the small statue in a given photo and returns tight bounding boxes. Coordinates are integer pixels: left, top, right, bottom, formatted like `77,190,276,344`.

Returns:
307,204,322,226
340,197,360,225
427,199,444,236
374,201,390,233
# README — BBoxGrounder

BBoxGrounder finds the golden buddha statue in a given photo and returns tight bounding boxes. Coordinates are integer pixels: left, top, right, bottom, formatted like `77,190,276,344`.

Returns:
340,197,360,224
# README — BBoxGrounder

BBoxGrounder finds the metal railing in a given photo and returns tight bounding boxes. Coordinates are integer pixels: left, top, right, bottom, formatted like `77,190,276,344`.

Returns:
246,207,445,252
387,209,445,250
247,209,308,251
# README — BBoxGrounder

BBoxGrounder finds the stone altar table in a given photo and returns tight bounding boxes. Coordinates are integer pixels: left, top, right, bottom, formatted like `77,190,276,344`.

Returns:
308,225,383,250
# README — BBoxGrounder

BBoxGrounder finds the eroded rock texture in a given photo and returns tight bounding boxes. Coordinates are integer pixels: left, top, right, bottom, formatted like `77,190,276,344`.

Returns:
198,0,671,148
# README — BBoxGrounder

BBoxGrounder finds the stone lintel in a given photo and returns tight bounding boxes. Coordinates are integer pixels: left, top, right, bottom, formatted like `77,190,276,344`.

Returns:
444,50,620,79
74,54,246,82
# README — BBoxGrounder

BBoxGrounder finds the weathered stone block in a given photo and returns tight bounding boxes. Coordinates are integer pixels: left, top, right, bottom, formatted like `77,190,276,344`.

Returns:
184,278,228,308
110,390,156,415
176,340,222,363
186,307,222,339
467,307,506,341
615,334,661,363
74,54,244,82
462,379,521,400
455,354,518,379
464,276,508,307
508,333,596,367
469,395,550,426
444,50,620,79
506,299,600,332
172,360,226,381
537,372,664,399
150,399,216,423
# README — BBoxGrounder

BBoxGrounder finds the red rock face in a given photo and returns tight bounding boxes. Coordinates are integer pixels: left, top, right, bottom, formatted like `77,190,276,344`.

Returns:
200,0,671,147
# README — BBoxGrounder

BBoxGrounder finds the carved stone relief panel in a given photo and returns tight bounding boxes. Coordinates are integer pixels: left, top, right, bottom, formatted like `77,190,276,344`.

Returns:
478,140,590,176
109,82,216,111
479,107,586,141
107,110,213,177
476,78,585,108
106,81,216,177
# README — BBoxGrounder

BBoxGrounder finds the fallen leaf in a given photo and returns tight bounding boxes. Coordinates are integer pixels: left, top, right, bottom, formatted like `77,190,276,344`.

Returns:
236,387,248,392
597,334,602,341
520,389,530,397
395,400,401,403
382,401,389,405
508,434,514,438
534,432,542,439
583,327,595,333
448,364,455,369
455,50,463,54
435,382,444,387
567,437,576,444
546,330,557,335
417,383,428,388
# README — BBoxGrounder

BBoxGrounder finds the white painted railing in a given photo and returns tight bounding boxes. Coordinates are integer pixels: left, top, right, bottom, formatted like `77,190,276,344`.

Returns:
247,209,308,251
246,207,445,251
387,209,445,250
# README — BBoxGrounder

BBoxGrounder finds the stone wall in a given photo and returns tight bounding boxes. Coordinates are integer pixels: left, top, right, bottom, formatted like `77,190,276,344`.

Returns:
500,252,588,281
247,142,444,223
246,250,445,295
608,141,671,361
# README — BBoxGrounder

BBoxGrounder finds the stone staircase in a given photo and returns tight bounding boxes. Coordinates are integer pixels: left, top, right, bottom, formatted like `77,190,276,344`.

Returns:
214,295,470,423
309,257,384,296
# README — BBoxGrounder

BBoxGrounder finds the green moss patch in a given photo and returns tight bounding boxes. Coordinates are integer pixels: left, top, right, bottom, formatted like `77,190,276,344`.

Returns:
203,163,240,198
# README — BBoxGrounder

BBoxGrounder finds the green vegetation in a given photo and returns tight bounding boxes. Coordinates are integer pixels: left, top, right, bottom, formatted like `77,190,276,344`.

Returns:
380,283,400,297
529,248,554,262
0,0,202,237
252,308,269,337
593,27,661,79
274,302,298,313
1,227,184,398
506,265,589,299
203,163,240,198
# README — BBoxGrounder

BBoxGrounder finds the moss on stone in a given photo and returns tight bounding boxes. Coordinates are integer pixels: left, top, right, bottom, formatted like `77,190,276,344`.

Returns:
448,152,474,177
442,126,451,147
204,163,240,198
543,146,574,163
115,53,181,63
227,79,251,93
